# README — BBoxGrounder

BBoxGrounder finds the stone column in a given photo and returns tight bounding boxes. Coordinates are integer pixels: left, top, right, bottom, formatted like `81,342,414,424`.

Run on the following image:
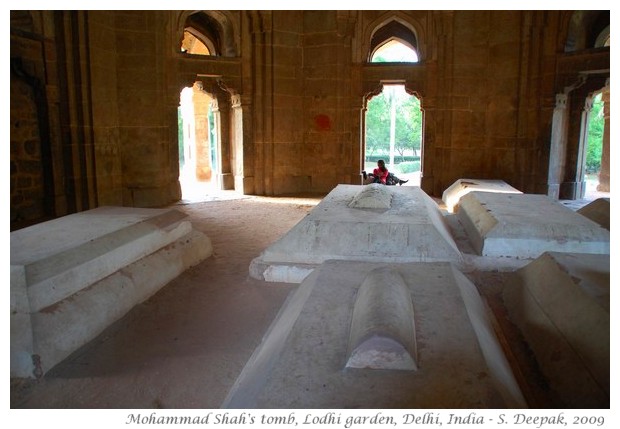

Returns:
598,89,610,192
358,103,367,184
572,96,593,199
192,83,212,182
231,94,255,194
247,11,272,196
421,11,454,196
547,94,568,199
210,97,234,190
557,75,589,200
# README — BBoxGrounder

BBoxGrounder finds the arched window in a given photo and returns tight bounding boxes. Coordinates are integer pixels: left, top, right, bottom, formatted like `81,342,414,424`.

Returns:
565,10,610,52
594,25,610,48
180,12,221,56
181,30,213,55
369,20,419,63
371,39,418,63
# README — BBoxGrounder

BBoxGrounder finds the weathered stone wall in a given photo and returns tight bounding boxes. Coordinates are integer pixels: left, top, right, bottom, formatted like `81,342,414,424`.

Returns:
10,10,610,229
301,11,356,194
10,73,45,224
431,11,527,195
89,11,123,206
271,11,304,194
10,11,56,229
113,11,180,207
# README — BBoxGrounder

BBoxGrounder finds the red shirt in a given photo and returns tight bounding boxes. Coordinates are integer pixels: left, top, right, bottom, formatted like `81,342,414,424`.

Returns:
373,167,389,184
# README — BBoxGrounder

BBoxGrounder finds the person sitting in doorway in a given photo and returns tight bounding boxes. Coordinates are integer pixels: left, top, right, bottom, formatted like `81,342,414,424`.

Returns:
363,159,408,186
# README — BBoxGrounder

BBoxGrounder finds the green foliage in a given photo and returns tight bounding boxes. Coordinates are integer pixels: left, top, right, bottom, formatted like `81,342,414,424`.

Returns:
396,161,421,174
586,94,604,173
366,155,420,163
177,108,185,166
396,95,422,156
365,94,390,156
365,86,422,161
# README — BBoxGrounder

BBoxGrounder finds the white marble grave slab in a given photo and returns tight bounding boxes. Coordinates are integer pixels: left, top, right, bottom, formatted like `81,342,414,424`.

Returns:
250,184,462,282
10,206,212,378
442,178,522,213
503,252,609,408
225,260,526,409
577,198,610,230
457,192,609,258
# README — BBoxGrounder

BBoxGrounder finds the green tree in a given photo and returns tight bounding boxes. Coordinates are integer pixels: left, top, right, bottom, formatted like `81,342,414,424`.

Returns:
395,95,421,158
586,94,604,173
178,107,185,167
365,93,390,156
365,86,422,162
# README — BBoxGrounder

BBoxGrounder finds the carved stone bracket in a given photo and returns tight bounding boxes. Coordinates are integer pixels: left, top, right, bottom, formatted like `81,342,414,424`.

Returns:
230,93,252,108
555,93,568,109
562,74,587,95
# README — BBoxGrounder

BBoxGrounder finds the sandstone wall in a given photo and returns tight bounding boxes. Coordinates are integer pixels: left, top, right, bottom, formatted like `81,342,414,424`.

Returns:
10,10,610,229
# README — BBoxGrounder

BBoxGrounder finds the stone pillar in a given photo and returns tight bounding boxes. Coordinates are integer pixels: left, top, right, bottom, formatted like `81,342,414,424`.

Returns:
178,86,195,180
558,75,590,200
192,83,212,182
598,89,610,192
210,97,234,190
55,11,99,211
547,94,568,199
231,94,255,194
576,96,594,198
358,103,367,184
249,11,272,195
419,95,436,194
421,11,455,197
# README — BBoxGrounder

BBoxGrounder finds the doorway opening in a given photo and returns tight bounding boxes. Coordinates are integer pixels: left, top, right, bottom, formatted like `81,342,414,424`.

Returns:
178,82,218,200
365,85,422,186
583,91,610,200
363,36,421,186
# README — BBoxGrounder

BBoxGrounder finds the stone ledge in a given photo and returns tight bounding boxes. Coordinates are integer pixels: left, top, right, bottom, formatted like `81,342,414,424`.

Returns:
10,207,213,378
442,178,522,213
503,252,609,408
577,197,610,230
458,192,610,258
251,185,462,282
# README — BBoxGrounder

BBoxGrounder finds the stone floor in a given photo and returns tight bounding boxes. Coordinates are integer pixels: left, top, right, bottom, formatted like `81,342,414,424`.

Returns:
9,185,610,411
10,193,320,409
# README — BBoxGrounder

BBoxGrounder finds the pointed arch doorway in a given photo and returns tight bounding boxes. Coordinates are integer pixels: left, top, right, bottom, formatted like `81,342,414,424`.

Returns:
363,38,423,186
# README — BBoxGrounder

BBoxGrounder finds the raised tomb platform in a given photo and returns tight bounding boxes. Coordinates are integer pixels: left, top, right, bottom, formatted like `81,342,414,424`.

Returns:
457,192,610,258
442,178,522,213
577,197,610,230
224,260,527,408
10,206,212,378
503,252,609,408
250,184,462,283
